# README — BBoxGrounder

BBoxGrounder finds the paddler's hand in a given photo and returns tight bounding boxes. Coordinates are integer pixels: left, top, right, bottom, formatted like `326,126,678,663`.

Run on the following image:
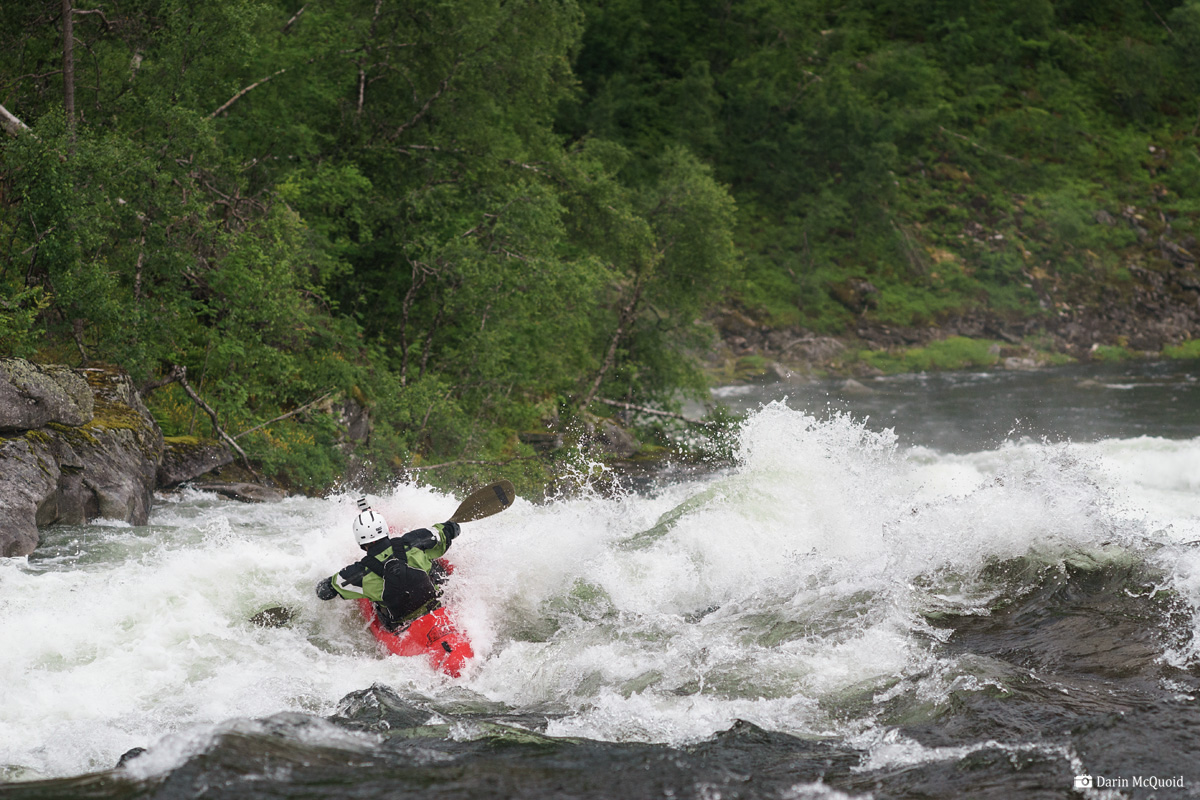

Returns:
315,576,337,600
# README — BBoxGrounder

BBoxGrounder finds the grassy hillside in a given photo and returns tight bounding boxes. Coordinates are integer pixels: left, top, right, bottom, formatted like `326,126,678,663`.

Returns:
561,0,1200,342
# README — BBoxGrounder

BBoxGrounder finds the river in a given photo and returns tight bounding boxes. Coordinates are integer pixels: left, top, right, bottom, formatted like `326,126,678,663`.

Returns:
2,361,1200,799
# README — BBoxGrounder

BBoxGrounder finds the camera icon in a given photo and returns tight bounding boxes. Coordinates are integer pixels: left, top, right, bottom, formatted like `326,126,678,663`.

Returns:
1074,775,1094,789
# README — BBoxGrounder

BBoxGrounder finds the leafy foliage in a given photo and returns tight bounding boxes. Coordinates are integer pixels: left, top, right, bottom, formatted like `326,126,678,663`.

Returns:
4,0,1198,491
0,0,736,491
564,0,1200,332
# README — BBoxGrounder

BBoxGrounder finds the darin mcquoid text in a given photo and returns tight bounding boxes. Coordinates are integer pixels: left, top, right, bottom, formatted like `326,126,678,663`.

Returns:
1076,775,1186,791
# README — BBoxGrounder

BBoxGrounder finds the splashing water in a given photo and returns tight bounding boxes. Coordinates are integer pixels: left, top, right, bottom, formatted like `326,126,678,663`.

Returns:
3,400,1200,791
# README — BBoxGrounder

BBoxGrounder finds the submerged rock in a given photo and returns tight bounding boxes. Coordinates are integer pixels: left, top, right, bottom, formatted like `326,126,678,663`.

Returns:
116,747,147,768
839,378,875,396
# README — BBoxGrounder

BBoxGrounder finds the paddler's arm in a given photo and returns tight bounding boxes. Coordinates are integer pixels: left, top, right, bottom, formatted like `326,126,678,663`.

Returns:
315,559,381,601
394,521,460,562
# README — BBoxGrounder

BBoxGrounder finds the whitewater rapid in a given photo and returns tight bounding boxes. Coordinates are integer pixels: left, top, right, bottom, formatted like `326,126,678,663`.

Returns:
3,401,1200,782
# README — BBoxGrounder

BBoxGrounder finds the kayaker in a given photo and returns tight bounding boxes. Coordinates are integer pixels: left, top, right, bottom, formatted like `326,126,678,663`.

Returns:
315,499,460,631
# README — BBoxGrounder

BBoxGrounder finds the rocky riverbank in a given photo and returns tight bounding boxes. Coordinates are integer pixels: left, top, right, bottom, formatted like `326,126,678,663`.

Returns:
0,360,259,557
706,246,1200,381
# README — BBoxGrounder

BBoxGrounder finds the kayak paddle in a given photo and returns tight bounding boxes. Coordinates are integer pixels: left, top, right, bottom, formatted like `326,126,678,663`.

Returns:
448,479,516,524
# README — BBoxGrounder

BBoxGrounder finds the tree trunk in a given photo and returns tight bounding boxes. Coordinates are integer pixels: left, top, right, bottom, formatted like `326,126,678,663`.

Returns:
579,273,644,410
62,0,75,137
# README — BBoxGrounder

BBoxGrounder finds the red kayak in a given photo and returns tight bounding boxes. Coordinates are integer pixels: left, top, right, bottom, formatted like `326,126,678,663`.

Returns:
357,599,474,677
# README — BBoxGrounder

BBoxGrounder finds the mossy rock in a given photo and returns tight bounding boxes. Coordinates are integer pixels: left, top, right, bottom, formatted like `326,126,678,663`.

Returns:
0,358,94,431
1,362,165,554
158,437,234,487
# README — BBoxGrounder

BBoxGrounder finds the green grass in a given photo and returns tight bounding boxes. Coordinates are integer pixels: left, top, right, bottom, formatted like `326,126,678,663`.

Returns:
853,336,1002,374
1164,340,1200,360
1090,345,1137,363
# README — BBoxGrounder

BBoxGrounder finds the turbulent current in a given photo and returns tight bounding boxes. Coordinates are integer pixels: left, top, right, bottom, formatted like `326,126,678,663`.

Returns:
4,365,1200,799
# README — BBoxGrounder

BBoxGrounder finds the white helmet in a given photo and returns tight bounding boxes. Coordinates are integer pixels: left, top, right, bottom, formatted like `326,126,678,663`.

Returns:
353,510,389,546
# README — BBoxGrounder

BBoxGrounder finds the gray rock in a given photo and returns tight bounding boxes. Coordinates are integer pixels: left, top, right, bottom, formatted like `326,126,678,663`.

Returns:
829,278,880,314
1003,357,1039,371
70,367,163,524
595,419,640,459
191,482,285,503
0,359,93,431
36,436,91,526
157,438,234,487
0,436,57,556
840,378,875,395
0,364,162,557
783,336,845,363
337,397,372,444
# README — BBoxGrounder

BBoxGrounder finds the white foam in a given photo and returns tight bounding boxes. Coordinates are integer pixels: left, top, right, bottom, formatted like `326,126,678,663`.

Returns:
4,406,1200,778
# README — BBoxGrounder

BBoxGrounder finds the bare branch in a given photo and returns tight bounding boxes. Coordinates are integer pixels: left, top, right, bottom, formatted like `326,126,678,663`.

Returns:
937,126,1020,163
139,365,185,397
145,365,256,472
233,391,334,441
595,398,716,428
281,5,305,33
388,60,462,140
72,8,112,28
208,68,287,119
1143,0,1176,37
72,318,89,366
403,454,541,473
580,272,645,410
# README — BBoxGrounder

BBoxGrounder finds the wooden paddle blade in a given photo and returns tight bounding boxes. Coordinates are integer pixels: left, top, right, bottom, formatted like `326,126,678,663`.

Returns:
448,480,516,524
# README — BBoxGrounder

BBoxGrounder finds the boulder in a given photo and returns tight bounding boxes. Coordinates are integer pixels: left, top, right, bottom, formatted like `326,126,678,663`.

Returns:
595,419,640,459
337,396,372,444
332,392,373,489
67,366,163,524
839,378,875,396
0,436,57,556
1003,357,1040,371
0,364,162,557
829,278,880,314
0,359,93,431
190,482,286,503
157,437,234,487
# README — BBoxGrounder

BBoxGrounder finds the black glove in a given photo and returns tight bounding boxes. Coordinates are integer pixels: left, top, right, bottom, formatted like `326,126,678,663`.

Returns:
443,521,461,540
397,528,439,550
315,576,337,600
